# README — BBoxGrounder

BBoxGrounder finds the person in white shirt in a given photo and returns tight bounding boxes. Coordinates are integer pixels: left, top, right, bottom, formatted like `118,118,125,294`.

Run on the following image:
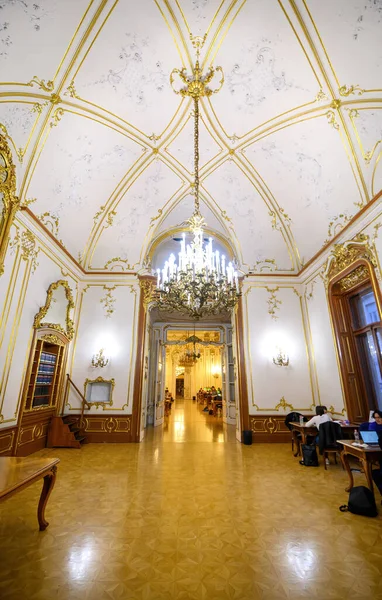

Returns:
305,405,332,429
299,406,333,465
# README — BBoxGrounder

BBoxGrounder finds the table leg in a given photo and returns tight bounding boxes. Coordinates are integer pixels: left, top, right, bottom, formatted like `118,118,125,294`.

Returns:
341,451,354,492
360,457,374,497
293,431,300,457
37,465,57,531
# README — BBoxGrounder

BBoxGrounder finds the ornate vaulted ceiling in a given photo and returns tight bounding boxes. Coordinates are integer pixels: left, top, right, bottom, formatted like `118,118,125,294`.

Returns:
1,0,381,274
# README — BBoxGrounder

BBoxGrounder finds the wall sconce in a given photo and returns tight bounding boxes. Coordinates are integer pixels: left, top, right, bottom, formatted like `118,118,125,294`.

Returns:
91,348,109,368
272,349,289,367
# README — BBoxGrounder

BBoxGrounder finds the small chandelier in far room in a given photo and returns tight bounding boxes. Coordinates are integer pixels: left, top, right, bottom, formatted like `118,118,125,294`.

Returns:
154,40,241,320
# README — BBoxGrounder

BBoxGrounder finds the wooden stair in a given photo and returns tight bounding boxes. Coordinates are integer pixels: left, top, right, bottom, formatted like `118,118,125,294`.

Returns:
46,415,86,449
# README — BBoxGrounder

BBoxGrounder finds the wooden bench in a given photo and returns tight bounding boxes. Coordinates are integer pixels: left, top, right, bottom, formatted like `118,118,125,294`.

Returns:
0,457,59,530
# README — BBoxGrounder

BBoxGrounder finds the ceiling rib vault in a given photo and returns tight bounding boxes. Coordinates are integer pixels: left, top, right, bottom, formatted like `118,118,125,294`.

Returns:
0,0,381,276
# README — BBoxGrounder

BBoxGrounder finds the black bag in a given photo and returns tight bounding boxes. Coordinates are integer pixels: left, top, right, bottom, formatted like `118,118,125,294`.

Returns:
301,444,319,467
339,486,378,517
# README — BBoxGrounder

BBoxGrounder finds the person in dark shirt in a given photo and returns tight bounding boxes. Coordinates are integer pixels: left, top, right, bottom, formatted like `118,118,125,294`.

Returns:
369,410,382,432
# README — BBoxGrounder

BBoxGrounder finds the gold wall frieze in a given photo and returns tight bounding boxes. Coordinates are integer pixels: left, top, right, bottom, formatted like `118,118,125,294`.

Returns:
339,84,365,97
20,230,39,272
41,334,65,346
326,110,340,130
104,257,134,271
50,107,65,128
27,76,54,93
139,279,155,309
100,285,116,318
274,397,294,412
38,211,65,246
33,279,75,339
337,265,370,293
323,213,353,246
265,286,281,320
346,106,382,164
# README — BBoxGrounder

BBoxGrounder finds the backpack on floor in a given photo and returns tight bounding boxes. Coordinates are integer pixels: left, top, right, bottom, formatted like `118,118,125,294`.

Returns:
301,444,319,467
339,486,378,517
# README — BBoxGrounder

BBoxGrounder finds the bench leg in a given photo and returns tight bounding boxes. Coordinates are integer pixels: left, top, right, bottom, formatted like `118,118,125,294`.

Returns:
38,465,58,531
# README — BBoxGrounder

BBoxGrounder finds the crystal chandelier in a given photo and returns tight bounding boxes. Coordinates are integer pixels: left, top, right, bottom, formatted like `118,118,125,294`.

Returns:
155,43,241,320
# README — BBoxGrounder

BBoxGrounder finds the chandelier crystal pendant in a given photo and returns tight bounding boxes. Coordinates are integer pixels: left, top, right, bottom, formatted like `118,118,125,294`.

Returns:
155,43,241,320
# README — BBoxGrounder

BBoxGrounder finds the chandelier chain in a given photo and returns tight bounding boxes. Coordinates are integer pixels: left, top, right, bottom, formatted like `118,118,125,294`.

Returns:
194,97,200,214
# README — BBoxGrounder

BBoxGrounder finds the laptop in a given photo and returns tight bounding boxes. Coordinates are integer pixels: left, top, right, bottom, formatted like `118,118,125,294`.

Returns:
360,430,380,446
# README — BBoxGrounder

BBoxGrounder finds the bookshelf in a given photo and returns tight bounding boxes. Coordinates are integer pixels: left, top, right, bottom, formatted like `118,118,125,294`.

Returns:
25,340,64,410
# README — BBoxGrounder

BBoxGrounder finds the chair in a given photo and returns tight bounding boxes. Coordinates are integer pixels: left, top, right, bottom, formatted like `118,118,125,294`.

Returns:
318,421,343,470
285,412,304,455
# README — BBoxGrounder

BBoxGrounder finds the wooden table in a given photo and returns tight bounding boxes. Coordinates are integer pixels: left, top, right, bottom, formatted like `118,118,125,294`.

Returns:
0,457,59,530
338,440,382,499
291,422,357,457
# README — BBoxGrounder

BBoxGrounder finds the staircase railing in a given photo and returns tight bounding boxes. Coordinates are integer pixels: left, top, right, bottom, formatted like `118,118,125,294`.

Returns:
63,374,91,425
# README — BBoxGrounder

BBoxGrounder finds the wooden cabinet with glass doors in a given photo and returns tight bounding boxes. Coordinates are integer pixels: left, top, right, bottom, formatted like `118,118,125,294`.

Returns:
25,339,64,410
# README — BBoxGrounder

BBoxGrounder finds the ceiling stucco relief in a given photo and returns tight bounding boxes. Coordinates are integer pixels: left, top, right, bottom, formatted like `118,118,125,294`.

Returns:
209,0,320,138
0,102,38,155
27,110,144,258
74,0,181,136
0,0,380,274
90,159,183,269
244,115,360,264
0,0,89,83
172,0,225,38
203,160,293,271
305,0,382,90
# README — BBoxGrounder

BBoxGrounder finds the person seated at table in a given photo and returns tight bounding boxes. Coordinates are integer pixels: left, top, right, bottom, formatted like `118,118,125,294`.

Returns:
369,410,382,432
305,405,332,429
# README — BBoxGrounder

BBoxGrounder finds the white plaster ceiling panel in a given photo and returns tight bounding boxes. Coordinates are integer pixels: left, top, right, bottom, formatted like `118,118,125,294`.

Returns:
305,0,382,89
172,0,224,37
244,115,360,263
203,161,293,270
209,0,319,137
0,102,36,150
75,0,180,136
165,112,222,173
91,160,183,268
155,194,227,238
0,0,90,82
27,111,143,258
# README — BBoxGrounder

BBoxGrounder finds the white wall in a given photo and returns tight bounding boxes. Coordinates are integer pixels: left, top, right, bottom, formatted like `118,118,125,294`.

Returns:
243,282,315,415
67,281,139,414
304,276,345,415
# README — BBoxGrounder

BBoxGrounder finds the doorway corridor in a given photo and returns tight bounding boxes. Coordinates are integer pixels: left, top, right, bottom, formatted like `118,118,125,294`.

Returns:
148,398,237,444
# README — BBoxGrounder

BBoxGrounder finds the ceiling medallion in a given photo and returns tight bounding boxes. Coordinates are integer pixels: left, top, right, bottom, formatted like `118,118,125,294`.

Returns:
154,46,241,320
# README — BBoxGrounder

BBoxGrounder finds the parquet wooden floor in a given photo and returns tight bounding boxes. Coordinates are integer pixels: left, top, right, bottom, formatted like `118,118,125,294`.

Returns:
1,400,382,599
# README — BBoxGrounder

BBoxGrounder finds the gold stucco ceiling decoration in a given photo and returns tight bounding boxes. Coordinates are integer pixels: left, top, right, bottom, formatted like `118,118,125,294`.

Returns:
0,0,381,276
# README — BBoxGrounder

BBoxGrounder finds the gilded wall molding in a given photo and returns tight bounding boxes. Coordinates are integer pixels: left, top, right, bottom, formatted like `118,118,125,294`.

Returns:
0,134,19,276
33,279,75,340
84,377,115,409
